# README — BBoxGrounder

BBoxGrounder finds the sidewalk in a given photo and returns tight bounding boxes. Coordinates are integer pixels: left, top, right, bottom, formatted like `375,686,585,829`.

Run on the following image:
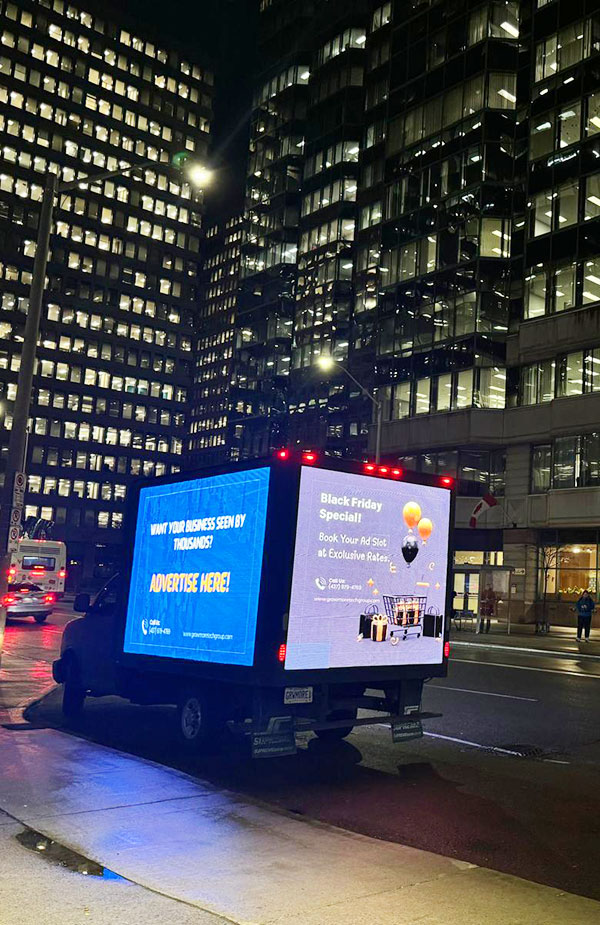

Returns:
451,626,600,660
1,726,598,925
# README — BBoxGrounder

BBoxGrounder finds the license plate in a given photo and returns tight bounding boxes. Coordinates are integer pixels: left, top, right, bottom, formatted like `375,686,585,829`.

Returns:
284,686,313,705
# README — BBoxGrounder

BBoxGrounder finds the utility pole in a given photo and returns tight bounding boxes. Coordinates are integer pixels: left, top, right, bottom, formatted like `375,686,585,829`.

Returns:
0,171,57,662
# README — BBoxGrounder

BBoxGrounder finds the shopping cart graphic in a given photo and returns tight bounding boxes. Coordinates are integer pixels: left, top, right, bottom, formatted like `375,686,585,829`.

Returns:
382,595,427,644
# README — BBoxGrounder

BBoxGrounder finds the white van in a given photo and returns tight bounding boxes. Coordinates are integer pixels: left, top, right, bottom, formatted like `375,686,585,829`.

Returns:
9,540,67,596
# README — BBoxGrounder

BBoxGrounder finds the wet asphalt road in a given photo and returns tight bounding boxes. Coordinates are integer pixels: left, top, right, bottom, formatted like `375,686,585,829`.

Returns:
2,606,600,901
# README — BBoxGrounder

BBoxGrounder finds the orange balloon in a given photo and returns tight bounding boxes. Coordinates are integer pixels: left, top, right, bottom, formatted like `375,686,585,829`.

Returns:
403,501,422,530
417,517,433,542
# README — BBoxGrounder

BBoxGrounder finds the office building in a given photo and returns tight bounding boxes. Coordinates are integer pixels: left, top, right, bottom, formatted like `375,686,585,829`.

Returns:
0,0,212,586
188,214,243,467
195,0,600,622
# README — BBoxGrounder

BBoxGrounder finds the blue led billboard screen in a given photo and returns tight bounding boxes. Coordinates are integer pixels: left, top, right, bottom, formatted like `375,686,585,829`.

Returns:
123,468,270,666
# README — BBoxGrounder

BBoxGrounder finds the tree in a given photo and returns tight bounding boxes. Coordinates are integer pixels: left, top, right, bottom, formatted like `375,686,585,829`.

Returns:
538,545,562,633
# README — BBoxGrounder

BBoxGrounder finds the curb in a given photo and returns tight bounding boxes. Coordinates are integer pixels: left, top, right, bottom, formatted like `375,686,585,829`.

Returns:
452,640,600,662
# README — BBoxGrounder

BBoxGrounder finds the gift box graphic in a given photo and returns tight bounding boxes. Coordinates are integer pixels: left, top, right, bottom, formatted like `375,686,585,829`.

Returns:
370,614,388,642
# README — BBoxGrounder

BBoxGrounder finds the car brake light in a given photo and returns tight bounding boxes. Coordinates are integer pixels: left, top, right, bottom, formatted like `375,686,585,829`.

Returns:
444,641,450,658
44,593,55,604
2,594,16,606
277,643,287,663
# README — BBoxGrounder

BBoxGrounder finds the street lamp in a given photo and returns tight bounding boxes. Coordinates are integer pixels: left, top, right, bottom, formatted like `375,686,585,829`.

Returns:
0,157,213,662
315,356,383,464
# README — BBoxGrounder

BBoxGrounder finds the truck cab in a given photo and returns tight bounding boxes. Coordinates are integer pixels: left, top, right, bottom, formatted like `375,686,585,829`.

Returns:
53,575,120,715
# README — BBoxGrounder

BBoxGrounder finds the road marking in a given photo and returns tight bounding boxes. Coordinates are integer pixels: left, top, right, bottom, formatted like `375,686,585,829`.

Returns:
453,657,600,679
424,732,571,765
429,684,537,702
452,641,600,662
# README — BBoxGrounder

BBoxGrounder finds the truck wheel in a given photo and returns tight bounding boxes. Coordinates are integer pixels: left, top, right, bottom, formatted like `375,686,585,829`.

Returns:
177,690,215,751
61,654,86,719
34,613,48,624
315,709,357,741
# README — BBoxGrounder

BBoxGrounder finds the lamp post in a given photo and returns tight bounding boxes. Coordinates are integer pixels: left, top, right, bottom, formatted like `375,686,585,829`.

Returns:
316,356,383,464
0,157,213,663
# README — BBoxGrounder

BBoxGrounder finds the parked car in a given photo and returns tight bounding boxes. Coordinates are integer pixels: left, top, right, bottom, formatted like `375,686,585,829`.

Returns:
3,583,55,624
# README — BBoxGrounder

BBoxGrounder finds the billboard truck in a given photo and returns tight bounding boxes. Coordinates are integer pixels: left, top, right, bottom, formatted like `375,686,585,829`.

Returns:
53,453,454,757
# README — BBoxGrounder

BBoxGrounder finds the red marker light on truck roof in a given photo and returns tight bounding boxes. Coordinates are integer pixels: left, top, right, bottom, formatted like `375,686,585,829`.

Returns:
277,643,287,663
440,476,454,487
302,451,317,464
444,641,450,658
364,463,375,472
378,466,389,474
276,448,289,460
391,468,402,477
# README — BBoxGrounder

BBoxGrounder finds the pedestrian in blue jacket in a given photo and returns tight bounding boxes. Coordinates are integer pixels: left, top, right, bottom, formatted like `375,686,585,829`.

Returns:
574,591,595,642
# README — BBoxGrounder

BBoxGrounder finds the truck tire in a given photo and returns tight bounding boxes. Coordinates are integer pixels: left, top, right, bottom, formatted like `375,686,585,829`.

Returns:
61,654,86,719
176,689,216,752
315,708,357,741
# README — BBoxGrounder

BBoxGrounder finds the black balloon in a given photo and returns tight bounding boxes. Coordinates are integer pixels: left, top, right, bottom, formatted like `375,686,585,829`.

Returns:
402,534,419,564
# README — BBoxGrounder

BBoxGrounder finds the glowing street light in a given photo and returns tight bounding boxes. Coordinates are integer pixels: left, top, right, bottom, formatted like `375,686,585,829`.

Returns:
316,355,335,372
187,163,213,188
315,355,383,463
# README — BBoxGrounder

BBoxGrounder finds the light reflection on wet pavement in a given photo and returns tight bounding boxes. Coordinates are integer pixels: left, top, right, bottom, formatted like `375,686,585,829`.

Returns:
0,605,72,720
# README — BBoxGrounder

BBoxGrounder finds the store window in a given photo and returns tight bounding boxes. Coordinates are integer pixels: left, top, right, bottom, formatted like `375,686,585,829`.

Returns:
538,544,598,600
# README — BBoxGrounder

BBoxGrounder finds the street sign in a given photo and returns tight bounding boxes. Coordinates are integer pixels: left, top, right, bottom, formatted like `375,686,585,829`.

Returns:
7,525,19,553
10,507,22,527
12,471,25,510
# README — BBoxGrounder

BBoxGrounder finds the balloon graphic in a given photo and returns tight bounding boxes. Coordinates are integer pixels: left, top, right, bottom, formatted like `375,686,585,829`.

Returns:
402,533,419,564
403,501,422,531
417,517,433,542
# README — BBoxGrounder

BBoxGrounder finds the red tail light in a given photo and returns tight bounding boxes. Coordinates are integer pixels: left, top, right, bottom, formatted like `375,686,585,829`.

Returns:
302,451,317,464
58,569,66,579
7,566,16,577
2,594,16,607
277,643,287,663
44,593,55,604
444,641,450,658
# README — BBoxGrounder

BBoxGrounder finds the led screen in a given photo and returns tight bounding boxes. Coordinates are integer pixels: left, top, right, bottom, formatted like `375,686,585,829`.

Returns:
285,467,450,670
123,468,270,666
